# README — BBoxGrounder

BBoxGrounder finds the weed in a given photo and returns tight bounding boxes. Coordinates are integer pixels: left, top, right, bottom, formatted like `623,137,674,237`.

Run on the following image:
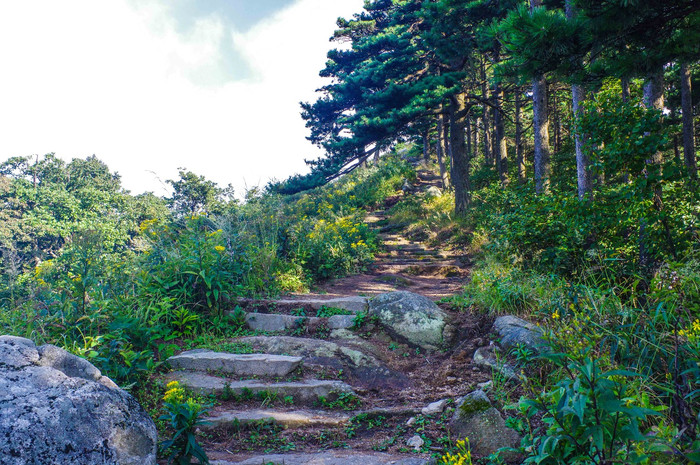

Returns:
319,391,362,411
316,305,352,318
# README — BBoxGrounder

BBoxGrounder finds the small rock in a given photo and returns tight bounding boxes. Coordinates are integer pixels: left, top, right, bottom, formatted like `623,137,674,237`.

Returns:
493,315,546,353
424,186,442,198
406,435,425,452
406,417,417,427
421,399,448,416
473,346,519,380
477,381,493,391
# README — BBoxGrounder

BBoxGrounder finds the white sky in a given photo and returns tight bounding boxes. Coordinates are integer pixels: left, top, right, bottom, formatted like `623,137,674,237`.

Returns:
0,0,364,196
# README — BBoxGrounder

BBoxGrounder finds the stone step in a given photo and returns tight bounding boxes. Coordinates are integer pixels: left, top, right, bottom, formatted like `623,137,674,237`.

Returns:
167,350,302,377
165,372,355,404
237,296,368,313
212,452,428,465
244,313,355,333
202,409,351,430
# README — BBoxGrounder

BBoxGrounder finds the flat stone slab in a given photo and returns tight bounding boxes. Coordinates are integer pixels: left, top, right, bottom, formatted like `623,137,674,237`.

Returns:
238,336,410,390
244,313,355,332
238,296,368,314
165,372,354,404
212,452,428,465
279,296,369,313
167,350,302,377
202,409,351,429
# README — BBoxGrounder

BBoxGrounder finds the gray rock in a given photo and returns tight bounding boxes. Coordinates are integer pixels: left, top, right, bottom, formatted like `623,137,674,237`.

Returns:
368,291,453,350
424,186,442,198
407,434,425,451
165,372,354,405
421,399,449,416
449,390,521,463
406,416,417,427
327,314,355,329
245,313,308,332
473,346,519,381
238,336,410,390
167,350,302,377
493,316,545,353
213,452,428,465
0,335,157,465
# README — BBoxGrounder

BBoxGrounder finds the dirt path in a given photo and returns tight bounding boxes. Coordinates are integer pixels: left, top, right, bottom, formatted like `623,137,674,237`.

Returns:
290,169,470,300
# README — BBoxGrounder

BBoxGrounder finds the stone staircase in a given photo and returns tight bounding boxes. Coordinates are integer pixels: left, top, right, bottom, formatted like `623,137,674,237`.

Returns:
160,169,530,464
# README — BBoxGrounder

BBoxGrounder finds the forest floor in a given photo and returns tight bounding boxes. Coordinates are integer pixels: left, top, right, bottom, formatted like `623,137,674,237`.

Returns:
165,169,507,465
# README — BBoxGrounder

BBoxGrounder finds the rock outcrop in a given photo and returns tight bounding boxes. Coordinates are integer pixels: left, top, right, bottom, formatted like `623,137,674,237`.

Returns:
0,335,157,465
369,291,453,350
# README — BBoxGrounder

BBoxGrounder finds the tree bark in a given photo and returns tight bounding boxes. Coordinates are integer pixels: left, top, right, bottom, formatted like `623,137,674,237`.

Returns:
450,93,471,214
621,78,630,103
480,59,493,166
436,114,450,189
532,74,551,194
494,84,509,186
681,63,697,180
572,83,592,200
422,129,430,165
530,0,550,194
515,89,526,183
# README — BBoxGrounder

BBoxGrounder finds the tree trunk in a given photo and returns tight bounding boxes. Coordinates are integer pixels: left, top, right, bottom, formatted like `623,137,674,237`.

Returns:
494,84,509,186
480,59,493,166
566,0,592,200
373,145,380,164
515,90,526,183
640,70,670,273
422,129,430,165
436,114,450,189
681,63,697,180
572,83,592,200
621,78,630,103
450,93,471,214
532,74,551,194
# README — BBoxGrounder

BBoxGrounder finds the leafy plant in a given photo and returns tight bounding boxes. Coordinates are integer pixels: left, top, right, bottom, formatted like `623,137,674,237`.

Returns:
159,381,210,465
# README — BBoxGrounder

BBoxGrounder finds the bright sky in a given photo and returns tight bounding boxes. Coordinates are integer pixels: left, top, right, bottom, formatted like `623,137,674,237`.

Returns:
0,0,363,196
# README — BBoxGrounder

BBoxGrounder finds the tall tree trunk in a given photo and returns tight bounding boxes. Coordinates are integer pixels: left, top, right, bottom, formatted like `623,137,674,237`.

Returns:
552,89,561,153
450,93,471,214
373,145,380,164
621,78,630,103
480,59,493,166
436,114,450,189
532,74,551,194
530,0,550,194
422,129,430,165
681,62,697,180
566,1,591,200
494,84,509,186
515,89,526,183
640,70,673,273
572,83,592,200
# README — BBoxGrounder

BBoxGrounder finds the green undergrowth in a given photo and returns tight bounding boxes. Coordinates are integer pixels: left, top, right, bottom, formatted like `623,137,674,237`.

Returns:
387,159,700,462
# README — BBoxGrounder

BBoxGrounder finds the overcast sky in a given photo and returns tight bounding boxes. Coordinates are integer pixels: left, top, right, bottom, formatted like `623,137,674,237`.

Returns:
0,0,364,196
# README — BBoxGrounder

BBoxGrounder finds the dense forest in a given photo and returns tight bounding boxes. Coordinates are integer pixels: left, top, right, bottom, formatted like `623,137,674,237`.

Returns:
1,0,699,464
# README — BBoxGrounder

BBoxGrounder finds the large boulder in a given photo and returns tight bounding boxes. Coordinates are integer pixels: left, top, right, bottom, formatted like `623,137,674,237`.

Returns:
368,291,453,350
0,335,157,465
449,390,521,463
493,315,546,353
